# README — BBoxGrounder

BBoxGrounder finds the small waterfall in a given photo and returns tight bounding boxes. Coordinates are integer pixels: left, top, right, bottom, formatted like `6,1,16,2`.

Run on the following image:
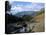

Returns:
19,27,26,32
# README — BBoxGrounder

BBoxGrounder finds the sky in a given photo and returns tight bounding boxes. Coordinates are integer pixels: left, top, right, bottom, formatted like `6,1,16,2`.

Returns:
7,1,44,15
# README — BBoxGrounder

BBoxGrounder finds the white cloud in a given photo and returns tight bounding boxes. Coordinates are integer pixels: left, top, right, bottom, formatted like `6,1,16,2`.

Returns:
8,1,44,15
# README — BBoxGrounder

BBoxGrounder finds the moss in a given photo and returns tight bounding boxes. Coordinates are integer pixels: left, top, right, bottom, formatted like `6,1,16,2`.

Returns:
29,29,32,32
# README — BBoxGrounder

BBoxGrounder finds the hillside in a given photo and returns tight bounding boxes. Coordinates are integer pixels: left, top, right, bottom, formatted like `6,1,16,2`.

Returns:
26,13,45,32
32,13,45,32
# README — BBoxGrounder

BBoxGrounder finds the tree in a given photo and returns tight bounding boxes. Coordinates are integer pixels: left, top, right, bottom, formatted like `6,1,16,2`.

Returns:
5,1,11,12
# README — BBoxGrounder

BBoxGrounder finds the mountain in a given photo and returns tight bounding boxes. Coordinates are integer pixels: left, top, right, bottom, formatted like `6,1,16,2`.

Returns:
14,8,44,17
15,11,36,17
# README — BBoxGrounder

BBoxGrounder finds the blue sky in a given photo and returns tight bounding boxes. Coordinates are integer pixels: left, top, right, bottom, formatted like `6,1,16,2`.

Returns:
8,1,44,15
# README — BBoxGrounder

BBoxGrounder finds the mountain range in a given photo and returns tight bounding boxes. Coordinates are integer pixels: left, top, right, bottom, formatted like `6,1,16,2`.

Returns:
15,11,37,17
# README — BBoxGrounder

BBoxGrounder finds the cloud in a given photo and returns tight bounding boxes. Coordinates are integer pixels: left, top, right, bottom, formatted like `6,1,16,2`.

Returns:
8,1,44,15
